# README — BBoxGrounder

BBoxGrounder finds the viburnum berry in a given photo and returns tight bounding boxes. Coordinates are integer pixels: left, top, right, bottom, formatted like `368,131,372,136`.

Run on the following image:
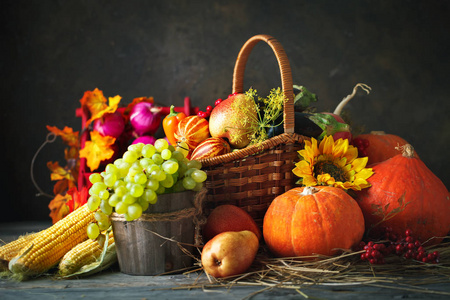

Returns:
214,98,223,106
356,227,441,265
351,137,370,157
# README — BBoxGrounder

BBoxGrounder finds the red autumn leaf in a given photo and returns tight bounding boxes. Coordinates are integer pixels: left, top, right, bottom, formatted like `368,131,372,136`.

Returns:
85,94,122,126
66,186,88,212
48,194,71,224
46,126,79,148
80,88,108,117
79,130,116,171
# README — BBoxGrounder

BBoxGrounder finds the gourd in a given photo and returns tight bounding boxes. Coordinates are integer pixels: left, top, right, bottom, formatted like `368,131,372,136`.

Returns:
263,186,365,257
174,115,210,151
355,144,450,245
354,131,418,165
191,137,231,161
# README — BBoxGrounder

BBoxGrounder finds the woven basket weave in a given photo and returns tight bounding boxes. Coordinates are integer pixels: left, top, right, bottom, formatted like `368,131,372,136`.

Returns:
199,34,307,228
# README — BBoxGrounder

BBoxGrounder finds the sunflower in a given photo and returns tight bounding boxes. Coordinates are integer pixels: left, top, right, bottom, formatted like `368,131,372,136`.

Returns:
293,135,373,191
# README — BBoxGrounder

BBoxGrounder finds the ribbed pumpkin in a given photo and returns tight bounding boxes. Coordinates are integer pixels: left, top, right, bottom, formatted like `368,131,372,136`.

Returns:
355,144,450,245
263,186,365,257
174,115,210,151
191,137,231,161
355,131,418,165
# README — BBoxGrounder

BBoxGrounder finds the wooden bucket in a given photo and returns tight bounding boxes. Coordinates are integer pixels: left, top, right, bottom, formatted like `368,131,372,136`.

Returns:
111,191,201,275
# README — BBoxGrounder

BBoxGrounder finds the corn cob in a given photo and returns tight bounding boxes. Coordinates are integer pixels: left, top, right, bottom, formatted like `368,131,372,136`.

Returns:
0,232,39,270
9,203,95,277
58,233,115,276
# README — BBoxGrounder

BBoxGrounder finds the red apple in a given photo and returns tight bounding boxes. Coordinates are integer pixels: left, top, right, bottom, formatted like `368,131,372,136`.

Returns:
201,230,259,278
208,93,258,148
203,205,262,241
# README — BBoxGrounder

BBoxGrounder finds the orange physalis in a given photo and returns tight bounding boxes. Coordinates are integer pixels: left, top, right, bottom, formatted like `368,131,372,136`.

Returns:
79,130,116,171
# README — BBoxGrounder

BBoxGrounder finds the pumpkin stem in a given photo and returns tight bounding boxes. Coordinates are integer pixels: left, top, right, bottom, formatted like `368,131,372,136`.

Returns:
333,83,371,116
301,186,319,196
395,144,415,158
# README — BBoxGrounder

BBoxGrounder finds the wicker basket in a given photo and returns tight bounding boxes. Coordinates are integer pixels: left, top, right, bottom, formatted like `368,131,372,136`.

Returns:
199,34,307,228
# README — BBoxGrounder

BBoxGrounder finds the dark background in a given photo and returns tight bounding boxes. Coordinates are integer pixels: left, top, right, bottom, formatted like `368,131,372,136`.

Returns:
1,0,449,223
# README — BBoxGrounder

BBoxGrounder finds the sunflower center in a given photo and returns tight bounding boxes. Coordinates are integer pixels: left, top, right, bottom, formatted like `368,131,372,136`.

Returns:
314,161,348,182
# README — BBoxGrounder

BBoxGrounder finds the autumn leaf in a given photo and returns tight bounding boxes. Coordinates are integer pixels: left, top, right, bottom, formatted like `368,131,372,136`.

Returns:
48,194,71,224
80,88,108,117
66,186,88,212
65,146,80,163
47,161,77,194
79,130,116,171
47,161,77,193
53,179,69,196
47,161,75,182
85,94,122,126
46,126,79,148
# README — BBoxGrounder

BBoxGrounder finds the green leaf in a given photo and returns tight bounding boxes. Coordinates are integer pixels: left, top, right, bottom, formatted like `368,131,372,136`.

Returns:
293,85,318,111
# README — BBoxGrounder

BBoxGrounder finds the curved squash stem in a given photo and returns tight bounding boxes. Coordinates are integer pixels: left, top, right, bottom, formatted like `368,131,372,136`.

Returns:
333,83,372,116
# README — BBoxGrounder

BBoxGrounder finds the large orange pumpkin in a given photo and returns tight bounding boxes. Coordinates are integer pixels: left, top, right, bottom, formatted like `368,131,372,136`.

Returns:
355,131,418,165
355,144,450,245
263,186,365,257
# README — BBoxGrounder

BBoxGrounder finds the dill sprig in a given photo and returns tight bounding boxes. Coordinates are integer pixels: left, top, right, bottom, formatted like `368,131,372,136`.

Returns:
245,87,287,145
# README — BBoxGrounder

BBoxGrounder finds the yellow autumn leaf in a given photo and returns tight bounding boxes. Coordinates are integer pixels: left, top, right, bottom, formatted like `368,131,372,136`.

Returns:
79,131,116,171
85,95,122,126
47,161,75,182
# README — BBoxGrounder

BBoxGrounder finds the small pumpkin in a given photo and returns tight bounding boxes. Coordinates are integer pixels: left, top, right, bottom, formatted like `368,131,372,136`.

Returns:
263,186,365,258
355,144,450,245
174,115,210,151
355,131,418,165
191,137,231,161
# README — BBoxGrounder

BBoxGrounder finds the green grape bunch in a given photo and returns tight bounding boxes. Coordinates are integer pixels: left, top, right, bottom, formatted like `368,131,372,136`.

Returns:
85,138,207,240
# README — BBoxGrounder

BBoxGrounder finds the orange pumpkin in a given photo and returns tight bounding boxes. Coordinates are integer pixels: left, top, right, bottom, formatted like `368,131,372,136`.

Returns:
263,186,365,257
355,144,450,245
355,131,418,165
174,115,210,151
191,137,231,161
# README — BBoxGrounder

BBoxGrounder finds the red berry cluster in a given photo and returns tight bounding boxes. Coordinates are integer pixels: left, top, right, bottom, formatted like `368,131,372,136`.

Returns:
355,228,440,265
197,93,238,118
352,137,369,157
197,105,213,118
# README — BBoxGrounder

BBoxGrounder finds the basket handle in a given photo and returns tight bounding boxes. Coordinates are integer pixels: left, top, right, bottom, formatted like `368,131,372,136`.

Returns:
232,34,295,134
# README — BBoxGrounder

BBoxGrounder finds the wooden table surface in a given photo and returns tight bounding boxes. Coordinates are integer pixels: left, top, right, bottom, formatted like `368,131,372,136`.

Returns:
1,221,450,300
